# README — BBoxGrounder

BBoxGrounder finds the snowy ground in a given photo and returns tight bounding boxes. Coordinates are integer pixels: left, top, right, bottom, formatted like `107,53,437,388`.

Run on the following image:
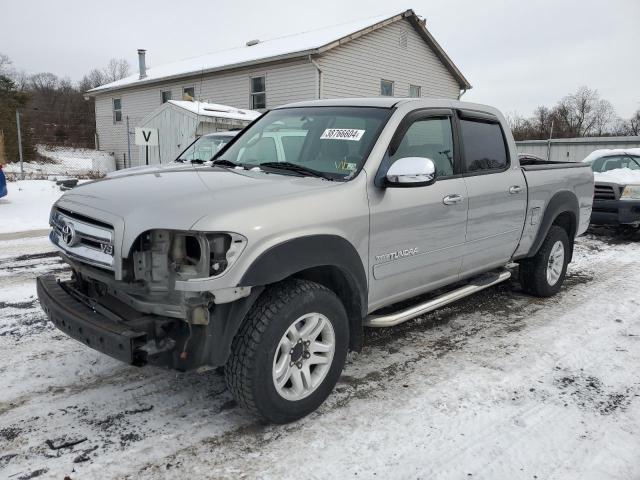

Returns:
0,229,639,479
4,145,115,179
0,180,64,235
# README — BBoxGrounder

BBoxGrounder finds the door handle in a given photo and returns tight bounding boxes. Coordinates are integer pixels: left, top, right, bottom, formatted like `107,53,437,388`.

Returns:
509,185,523,194
443,194,464,205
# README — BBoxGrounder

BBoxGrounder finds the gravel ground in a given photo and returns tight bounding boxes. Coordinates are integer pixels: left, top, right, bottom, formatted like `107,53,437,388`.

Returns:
0,230,639,479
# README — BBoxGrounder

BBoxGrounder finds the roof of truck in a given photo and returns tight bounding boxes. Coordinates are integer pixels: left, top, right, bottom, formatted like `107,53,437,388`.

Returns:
277,97,501,115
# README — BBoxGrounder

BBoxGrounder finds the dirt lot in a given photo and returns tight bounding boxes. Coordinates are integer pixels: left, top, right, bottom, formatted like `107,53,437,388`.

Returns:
1,231,639,479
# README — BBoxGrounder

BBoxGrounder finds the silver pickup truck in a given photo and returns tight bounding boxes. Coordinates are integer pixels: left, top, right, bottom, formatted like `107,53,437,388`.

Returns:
37,98,594,423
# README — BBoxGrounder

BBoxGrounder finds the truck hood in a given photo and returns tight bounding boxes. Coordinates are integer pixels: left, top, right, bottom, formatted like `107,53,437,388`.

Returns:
56,166,339,233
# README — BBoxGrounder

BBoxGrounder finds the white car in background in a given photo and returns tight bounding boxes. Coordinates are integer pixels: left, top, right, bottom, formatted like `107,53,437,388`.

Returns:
583,148,640,229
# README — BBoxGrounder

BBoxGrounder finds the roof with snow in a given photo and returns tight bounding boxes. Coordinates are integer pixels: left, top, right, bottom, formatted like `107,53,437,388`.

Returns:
88,9,470,94
167,100,261,121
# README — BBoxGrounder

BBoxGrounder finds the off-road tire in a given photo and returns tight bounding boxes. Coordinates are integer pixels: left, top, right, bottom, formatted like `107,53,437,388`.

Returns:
519,225,570,297
225,278,349,423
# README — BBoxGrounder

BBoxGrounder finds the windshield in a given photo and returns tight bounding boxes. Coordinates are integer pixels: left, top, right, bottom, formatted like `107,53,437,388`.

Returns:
177,134,234,162
215,107,392,180
589,155,640,173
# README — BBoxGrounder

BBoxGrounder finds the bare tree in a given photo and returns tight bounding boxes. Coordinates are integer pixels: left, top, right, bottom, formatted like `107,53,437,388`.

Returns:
79,58,130,91
628,109,640,136
554,86,615,137
0,53,12,76
103,58,130,83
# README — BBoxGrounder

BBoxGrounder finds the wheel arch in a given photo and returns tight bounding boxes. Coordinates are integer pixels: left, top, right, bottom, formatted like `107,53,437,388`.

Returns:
527,191,579,262
239,235,367,352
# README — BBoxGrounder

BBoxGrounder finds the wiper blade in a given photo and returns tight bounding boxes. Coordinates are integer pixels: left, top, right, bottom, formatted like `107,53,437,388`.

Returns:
211,158,240,168
259,162,333,180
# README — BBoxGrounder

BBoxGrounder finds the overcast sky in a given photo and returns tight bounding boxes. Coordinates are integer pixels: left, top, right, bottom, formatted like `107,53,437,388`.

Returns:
2,0,638,117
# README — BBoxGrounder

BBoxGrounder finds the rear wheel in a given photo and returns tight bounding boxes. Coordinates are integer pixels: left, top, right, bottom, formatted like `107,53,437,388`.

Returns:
519,225,570,297
225,278,349,423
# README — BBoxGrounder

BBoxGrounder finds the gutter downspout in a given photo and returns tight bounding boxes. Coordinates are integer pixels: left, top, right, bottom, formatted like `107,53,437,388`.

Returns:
458,87,468,100
309,55,322,100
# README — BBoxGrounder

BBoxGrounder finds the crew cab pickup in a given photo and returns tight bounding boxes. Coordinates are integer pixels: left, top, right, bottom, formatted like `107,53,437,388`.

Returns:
37,98,594,423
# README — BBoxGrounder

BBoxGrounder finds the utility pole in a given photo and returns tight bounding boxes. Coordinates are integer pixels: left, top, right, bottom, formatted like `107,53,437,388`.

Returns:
16,110,24,179
126,116,132,168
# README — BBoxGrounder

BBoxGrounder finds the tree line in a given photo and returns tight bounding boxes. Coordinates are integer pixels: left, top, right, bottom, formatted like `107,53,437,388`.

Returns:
0,53,130,162
507,86,640,141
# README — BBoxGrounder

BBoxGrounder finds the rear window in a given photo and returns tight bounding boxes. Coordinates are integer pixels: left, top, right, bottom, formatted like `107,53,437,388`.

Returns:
460,120,508,173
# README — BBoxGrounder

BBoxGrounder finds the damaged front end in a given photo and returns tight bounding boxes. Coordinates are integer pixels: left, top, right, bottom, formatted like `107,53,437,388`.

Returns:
39,208,259,370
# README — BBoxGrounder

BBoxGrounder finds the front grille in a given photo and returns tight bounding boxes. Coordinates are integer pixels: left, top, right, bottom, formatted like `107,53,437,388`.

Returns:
50,208,115,270
594,185,616,200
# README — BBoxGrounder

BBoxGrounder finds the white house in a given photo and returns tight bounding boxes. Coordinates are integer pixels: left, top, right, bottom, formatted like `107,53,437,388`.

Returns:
87,8,471,169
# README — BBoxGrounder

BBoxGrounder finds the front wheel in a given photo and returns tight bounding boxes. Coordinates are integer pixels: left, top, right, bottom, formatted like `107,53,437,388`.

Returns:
225,279,349,423
519,225,570,297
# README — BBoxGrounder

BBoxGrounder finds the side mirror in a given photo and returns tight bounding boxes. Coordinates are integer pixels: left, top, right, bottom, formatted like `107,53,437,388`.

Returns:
385,157,436,187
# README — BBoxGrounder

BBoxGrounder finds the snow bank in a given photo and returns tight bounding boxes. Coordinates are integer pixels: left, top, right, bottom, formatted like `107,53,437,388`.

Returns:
594,168,640,185
582,147,640,163
4,145,115,179
0,180,63,234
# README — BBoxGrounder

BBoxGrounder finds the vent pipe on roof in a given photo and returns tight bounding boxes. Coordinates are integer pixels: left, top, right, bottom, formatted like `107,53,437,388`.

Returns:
137,49,147,79
246,39,260,47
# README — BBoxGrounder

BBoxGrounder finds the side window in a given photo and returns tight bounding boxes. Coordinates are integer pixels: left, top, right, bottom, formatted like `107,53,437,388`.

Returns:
460,119,508,173
380,79,394,97
112,98,122,123
161,90,172,103
250,76,266,109
391,117,455,178
182,86,195,100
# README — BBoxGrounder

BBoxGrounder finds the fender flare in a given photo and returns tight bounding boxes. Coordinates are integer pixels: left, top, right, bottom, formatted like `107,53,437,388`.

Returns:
239,234,368,314
527,190,579,259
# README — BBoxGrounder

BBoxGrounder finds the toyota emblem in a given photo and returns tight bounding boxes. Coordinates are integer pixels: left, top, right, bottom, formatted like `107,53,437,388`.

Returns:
61,222,77,247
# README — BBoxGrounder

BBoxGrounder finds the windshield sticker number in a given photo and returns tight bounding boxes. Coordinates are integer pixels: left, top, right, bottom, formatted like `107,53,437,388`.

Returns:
335,160,357,171
321,129,365,141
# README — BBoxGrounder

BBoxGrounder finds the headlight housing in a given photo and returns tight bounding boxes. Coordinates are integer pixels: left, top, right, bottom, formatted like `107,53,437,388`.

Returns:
620,185,640,200
206,232,247,277
138,230,246,280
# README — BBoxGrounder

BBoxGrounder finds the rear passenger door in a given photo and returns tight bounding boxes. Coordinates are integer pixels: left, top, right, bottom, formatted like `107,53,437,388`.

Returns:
457,110,527,276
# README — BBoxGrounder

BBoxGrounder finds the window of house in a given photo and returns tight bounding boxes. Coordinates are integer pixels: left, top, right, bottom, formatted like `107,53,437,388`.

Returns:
380,79,394,97
183,86,195,100
161,90,172,103
250,76,266,109
460,119,508,173
112,98,122,123
391,117,455,178
409,85,421,98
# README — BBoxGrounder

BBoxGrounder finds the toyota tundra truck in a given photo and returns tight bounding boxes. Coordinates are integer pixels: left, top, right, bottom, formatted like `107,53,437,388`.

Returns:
37,98,594,423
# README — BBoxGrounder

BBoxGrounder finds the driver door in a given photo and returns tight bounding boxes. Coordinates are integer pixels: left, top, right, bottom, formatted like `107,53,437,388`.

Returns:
367,110,468,311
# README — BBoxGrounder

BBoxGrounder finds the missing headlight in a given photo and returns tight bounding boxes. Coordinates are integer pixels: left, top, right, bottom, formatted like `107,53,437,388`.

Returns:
207,233,247,277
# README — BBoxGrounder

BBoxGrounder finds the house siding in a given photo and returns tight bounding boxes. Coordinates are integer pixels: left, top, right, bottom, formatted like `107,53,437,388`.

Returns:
94,60,317,168
318,18,461,100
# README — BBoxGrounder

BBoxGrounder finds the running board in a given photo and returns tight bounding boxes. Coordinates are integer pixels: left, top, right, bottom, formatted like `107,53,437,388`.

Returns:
364,269,512,328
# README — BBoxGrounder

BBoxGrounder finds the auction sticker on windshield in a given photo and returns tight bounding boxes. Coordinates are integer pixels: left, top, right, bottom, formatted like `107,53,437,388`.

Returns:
320,129,365,141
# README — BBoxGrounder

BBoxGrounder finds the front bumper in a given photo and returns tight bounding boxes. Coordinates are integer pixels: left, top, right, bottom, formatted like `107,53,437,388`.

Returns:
591,199,640,226
37,275,173,366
